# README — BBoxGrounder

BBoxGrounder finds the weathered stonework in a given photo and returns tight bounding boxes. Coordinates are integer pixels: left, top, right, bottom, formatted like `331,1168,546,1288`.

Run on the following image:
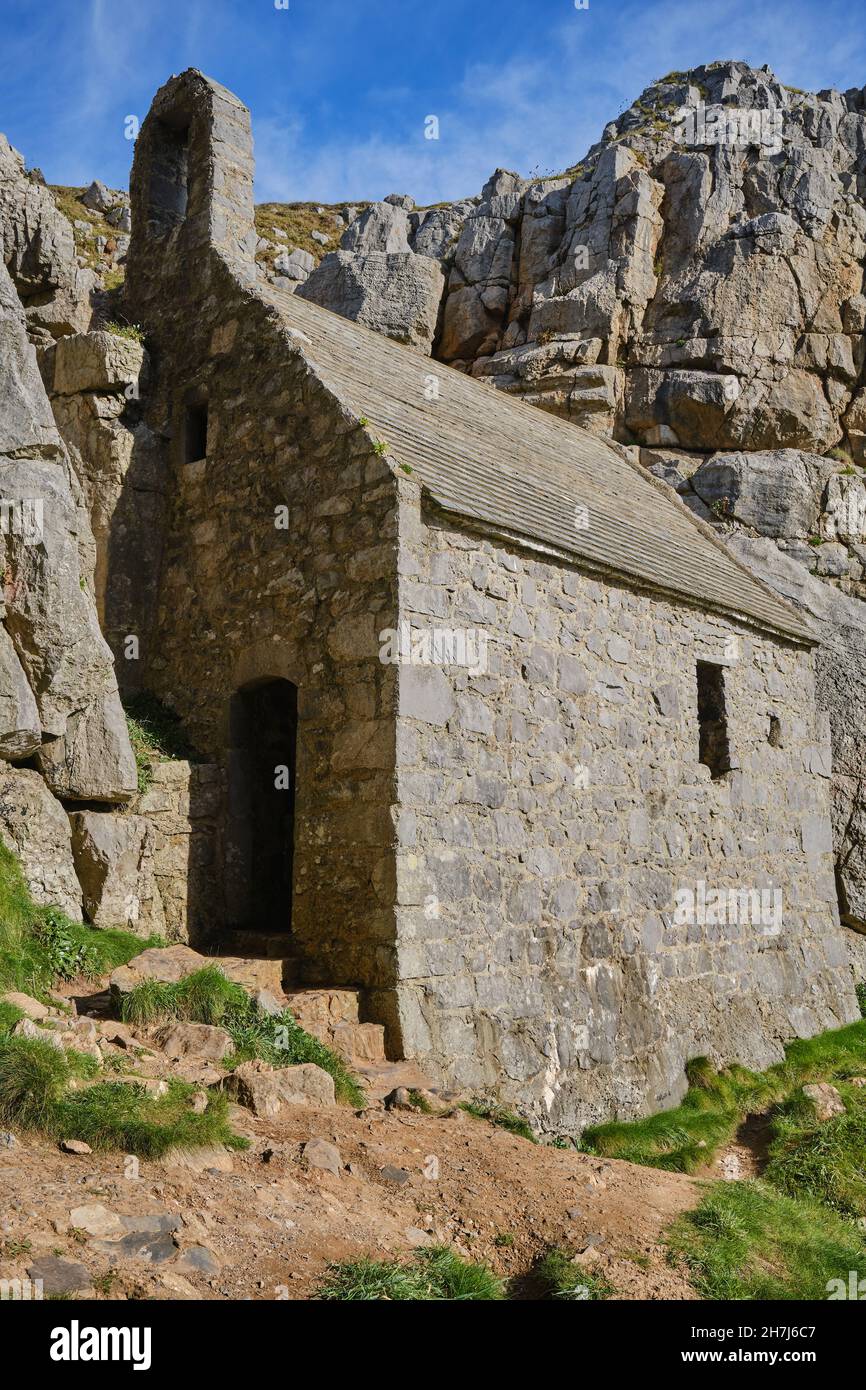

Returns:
117,69,861,1134
388,500,856,1128
132,762,220,944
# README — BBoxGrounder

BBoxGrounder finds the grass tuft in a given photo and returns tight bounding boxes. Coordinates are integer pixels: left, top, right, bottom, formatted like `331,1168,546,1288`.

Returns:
123,692,198,793
531,1246,612,1300
460,1097,537,1142
317,1245,505,1301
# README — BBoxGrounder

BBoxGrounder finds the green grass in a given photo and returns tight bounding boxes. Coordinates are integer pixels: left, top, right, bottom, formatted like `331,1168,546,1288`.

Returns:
763,1081,866,1219
668,1180,866,1301
123,692,198,793
254,201,368,273
317,1246,505,1301
578,1010,866,1300
104,319,145,343
581,1021,866,1173
121,966,365,1106
0,841,160,995
460,1098,537,1143
0,840,240,1157
0,1033,244,1157
530,1247,612,1301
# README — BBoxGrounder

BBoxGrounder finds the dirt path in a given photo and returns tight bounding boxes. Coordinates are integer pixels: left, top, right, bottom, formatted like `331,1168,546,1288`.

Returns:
0,1101,700,1300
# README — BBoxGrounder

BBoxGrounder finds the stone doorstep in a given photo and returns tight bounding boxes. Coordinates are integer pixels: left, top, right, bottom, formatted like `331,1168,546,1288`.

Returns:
282,986,361,1039
353,1059,433,1104
331,1021,387,1065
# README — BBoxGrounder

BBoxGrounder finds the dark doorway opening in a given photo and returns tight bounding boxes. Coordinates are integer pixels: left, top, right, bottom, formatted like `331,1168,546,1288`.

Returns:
225,678,297,932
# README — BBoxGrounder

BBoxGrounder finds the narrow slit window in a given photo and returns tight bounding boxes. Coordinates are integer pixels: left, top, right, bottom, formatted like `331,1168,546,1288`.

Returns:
184,400,208,463
696,660,731,778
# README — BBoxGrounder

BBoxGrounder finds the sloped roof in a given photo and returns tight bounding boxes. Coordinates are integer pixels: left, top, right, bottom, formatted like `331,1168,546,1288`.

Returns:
261,283,814,644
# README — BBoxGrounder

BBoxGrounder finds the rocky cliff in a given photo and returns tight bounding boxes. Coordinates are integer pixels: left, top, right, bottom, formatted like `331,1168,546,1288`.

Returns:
0,133,138,921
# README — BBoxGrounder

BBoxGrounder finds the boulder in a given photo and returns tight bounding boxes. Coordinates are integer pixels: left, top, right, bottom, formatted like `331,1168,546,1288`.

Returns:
802,1081,846,1121
222,1059,336,1116
153,1020,233,1062
691,450,835,538
52,330,146,396
302,1137,342,1174
81,179,113,213
340,201,411,254
0,990,49,1020
109,943,208,999
273,247,315,281
0,767,82,918
36,688,138,803
298,250,445,353
69,810,165,933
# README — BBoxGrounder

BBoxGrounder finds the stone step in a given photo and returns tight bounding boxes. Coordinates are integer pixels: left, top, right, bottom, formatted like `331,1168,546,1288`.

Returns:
282,987,361,1042
215,933,301,985
331,1021,386,1065
353,1059,433,1105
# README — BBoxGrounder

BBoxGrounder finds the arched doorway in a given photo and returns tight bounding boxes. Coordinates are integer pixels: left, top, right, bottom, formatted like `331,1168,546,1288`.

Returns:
225,678,297,932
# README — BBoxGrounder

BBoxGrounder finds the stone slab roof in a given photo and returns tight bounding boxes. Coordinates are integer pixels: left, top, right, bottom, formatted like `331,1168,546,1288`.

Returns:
262,283,815,644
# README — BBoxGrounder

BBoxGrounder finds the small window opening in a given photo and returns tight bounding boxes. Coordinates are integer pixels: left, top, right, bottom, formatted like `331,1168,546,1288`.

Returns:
147,114,190,234
184,400,208,463
767,714,782,748
696,660,731,778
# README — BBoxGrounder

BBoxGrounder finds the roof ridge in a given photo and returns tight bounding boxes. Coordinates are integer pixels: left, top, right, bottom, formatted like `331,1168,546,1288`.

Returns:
257,280,816,645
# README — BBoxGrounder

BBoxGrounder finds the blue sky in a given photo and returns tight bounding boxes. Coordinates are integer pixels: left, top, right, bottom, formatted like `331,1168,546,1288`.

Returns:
1,0,865,205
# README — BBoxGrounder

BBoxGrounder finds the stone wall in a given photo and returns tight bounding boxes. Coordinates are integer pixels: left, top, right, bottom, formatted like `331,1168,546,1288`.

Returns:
132,761,220,944
388,495,859,1130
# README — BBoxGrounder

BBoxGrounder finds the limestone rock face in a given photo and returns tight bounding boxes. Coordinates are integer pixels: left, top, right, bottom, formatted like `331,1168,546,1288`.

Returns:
69,810,165,934
0,133,96,338
0,260,136,803
0,767,82,918
45,330,164,682
690,450,836,538
298,248,445,352
321,63,866,453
